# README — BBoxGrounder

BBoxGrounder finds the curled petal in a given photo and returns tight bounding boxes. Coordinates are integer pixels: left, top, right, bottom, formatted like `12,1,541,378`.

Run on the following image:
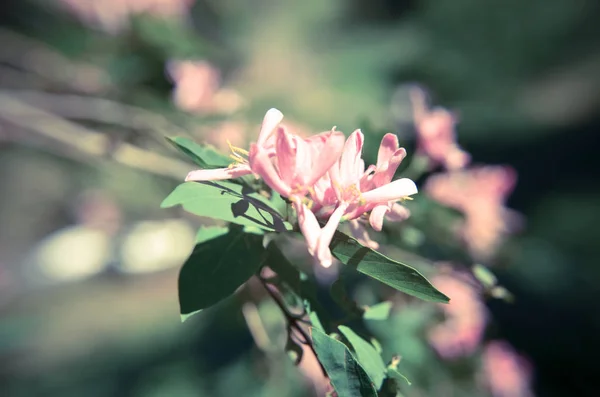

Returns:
369,205,390,232
257,108,284,146
185,166,252,181
315,204,347,268
376,133,400,169
371,147,407,187
361,178,418,203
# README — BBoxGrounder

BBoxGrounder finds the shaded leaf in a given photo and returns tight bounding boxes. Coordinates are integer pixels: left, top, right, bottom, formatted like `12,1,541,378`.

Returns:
331,278,363,317
311,327,378,397
338,326,387,390
363,301,393,321
166,136,230,169
330,231,449,303
161,181,290,232
179,226,265,321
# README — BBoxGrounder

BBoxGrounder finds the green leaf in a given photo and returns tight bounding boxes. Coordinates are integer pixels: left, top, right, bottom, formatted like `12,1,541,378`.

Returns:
161,181,290,232
330,231,449,303
363,301,393,321
179,226,265,321
387,368,412,386
338,326,387,390
166,136,230,169
311,327,378,397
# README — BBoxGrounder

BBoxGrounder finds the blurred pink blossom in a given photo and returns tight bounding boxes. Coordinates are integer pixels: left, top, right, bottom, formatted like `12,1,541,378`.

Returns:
410,87,470,170
482,340,534,397
425,166,521,260
428,271,487,359
202,122,248,153
57,0,195,34
167,60,244,114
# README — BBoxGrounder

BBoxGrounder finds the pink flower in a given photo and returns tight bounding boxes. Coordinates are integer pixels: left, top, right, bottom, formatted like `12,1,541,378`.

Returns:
167,60,244,114
308,131,417,267
410,87,470,170
482,341,533,397
248,127,346,199
185,108,284,182
428,271,487,359
425,166,521,261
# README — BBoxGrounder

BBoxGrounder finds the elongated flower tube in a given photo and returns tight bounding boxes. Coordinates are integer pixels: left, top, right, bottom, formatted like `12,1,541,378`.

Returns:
185,108,283,181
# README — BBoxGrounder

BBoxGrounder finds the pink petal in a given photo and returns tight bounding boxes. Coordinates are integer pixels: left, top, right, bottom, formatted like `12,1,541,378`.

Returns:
293,199,321,255
376,133,400,169
275,127,297,186
369,204,390,231
339,130,364,186
305,130,345,187
248,144,291,197
185,165,252,181
386,203,411,222
361,178,418,203
348,220,379,249
315,203,347,268
257,108,284,146
372,148,407,187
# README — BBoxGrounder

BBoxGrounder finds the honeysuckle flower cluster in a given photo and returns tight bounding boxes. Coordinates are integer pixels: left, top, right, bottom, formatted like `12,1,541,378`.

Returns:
410,87,470,171
482,340,534,397
185,108,418,267
428,270,487,359
425,166,521,261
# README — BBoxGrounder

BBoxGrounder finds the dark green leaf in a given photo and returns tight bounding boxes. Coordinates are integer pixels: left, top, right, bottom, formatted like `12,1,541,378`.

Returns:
179,226,265,321
330,231,449,303
338,326,387,390
161,181,290,232
311,327,378,397
363,301,393,321
166,136,230,169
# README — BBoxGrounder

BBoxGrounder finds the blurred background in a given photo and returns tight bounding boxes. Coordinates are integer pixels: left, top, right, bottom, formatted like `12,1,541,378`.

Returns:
1,0,599,396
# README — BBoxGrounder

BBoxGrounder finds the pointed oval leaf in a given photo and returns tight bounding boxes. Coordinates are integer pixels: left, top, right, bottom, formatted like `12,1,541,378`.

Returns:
179,227,265,321
166,136,230,169
311,327,378,397
161,181,290,232
338,326,387,390
330,231,449,303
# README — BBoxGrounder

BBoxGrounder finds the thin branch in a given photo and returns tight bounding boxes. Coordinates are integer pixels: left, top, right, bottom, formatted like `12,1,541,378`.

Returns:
257,275,327,377
0,93,190,180
2,89,192,143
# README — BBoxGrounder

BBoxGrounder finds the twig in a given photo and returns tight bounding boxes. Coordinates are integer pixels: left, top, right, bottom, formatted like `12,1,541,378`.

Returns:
257,275,328,377
2,89,192,143
0,93,190,180
0,28,112,93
